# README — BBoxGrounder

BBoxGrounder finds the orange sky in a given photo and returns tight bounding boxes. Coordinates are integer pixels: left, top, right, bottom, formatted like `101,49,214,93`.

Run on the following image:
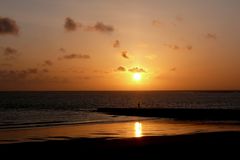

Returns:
0,0,240,90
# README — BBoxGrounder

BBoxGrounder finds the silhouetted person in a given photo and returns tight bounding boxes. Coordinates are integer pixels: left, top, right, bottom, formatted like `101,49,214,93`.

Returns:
138,102,141,109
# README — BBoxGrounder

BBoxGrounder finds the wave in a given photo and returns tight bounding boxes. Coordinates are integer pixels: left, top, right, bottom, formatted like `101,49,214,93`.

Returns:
0,116,151,130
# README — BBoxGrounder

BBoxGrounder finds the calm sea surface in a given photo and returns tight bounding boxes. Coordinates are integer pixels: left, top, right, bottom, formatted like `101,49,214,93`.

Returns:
0,91,240,129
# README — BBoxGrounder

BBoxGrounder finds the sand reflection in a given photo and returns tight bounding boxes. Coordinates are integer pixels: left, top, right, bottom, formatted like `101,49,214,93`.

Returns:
2,119,240,144
134,122,142,137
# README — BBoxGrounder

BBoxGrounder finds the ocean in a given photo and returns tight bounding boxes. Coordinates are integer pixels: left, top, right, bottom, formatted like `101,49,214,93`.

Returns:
0,91,240,130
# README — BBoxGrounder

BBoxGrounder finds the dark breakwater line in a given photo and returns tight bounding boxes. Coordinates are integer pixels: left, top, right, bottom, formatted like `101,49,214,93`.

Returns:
97,108,240,121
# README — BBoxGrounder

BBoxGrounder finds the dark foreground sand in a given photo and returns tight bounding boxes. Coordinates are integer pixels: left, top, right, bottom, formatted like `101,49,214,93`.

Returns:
1,131,240,159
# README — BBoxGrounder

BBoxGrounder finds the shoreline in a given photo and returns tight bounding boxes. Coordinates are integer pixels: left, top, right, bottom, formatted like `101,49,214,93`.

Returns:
1,118,240,144
0,117,152,130
1,117,240,158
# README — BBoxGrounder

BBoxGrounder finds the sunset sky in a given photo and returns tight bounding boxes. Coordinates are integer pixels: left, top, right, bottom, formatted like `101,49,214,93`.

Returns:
0,0,240,90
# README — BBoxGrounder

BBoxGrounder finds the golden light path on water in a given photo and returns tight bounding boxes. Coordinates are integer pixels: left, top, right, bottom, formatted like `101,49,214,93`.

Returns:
134,122,142,137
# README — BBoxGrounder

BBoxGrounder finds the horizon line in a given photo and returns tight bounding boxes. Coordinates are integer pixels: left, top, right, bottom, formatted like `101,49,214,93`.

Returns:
0,90,240,92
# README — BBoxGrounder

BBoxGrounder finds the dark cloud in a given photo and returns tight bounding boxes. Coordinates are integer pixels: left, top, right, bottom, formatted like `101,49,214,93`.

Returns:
42,69,49,73
128,67,146,73
0,17,19,35
0,68,38,81
170,67,176,71
93,22,114,32
86,22,114,33
0,69,69,86
78,76,91,80
1,47,18,60
58,48,90,60
3,47,18,56
64,17,80,31
28,68,38,74
43,60,53,66
28,76,69,84
62,54,90,60
186,45,193,51
1,63,12,67
121,51,129,59
64,18,114,33
116,66,126,72
59,48,66,53
206,33,217,40
113,40,120,48
172,45,180,50
165,44,193,51
165,44,180,50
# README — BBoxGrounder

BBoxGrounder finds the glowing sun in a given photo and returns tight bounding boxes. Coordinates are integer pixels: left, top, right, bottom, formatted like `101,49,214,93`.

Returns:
133,73,142,81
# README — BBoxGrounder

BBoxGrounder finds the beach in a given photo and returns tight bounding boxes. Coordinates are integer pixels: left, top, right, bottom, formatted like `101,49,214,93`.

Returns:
1,118,240,158
1,91,240,158
2,131,240,158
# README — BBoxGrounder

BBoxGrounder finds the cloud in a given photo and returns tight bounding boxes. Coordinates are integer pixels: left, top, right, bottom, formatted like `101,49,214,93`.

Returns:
170,67,176,71
165,44,193,51
152,20,164,27
43,60,53,66
86,22,114,33
121,51,129,59
27,76,69,84
93,70,109,74
116,66,126,72
0,68,38,81
62,54,90,60
3,47,18,56
1,63,12,67
153,16,183,29
152,19,176,28
128,67,146,73
0,69,70,86
64,17,80,31
58,48,90,60
175,16,184,22
206,33,217,40
186,45,193,51
28,68,38,74
59,48,66,53
0,17,19,35
64,17,114,33
165,44,180,50
77,76,91,80
1,47,19,60
172,45,180,50
113,40,120,48
42,69,49,73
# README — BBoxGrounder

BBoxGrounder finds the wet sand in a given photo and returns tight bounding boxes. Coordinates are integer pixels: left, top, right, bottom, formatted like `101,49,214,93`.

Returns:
1,119,240,143
1,118,240,158
1,131,240,158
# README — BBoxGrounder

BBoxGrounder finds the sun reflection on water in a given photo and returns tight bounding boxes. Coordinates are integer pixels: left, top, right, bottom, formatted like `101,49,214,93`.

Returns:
134,122,142,137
